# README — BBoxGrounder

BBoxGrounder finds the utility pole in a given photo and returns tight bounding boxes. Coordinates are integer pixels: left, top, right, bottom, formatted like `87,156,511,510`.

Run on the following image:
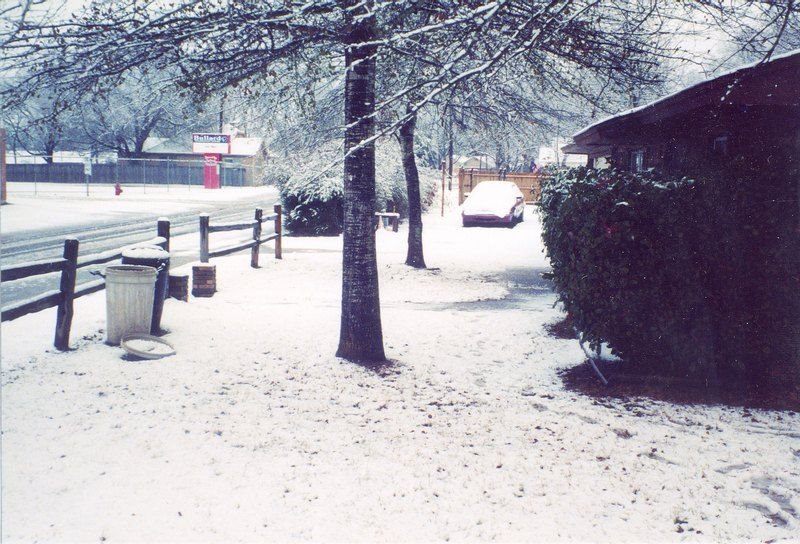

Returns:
447,110,454,191
1,128,7,204
218,92,226,133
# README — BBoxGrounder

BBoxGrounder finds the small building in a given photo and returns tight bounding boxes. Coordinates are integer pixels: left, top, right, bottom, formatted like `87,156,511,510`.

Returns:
141,133,269,186
453,154,496,171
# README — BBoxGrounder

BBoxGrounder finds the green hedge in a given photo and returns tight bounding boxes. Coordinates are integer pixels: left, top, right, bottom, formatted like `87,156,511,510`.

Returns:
539,165,798,387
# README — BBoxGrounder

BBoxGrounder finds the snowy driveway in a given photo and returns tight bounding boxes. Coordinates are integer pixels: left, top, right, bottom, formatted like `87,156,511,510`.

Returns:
2,204,799,542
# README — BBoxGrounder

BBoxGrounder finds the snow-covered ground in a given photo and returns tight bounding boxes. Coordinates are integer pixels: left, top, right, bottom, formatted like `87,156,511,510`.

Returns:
2,189,799,543
2,182,278,235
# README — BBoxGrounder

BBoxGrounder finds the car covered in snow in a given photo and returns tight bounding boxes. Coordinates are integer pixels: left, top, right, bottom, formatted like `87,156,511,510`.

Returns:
461,180,526,227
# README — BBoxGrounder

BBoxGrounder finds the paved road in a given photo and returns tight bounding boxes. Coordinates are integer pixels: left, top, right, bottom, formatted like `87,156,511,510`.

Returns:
2,189,280,309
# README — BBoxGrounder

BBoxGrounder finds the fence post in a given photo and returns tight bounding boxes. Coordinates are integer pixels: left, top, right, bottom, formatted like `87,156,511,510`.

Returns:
273,204,282,260
200,213,210,263
440,160,446,217
0,128,6,205
54,238,79,351
158,218,170,253
251,208,263,268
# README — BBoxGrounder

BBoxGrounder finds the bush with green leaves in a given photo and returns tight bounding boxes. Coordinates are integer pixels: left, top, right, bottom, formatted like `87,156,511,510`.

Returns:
539,168,711,377
538,163,800,387
271,139,438,235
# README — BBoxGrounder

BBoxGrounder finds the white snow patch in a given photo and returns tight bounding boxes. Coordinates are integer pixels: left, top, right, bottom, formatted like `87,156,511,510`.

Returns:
2,188,799,542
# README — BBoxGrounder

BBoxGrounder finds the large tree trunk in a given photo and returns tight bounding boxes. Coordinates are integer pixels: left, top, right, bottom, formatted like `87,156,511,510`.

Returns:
399,106,426,269
336,10,386,363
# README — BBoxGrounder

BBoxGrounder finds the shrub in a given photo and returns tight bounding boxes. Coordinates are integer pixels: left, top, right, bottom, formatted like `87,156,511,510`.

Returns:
271,143,345,235
538,163,800,388
274,139,438,235
539,168,717,378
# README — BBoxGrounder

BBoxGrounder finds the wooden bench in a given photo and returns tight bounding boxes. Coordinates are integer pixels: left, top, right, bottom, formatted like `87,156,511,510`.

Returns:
375,212,400,232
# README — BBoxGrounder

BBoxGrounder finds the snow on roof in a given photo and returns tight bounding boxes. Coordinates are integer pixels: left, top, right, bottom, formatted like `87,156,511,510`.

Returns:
142,137,186,154
573,48,800,140
455,155,496,168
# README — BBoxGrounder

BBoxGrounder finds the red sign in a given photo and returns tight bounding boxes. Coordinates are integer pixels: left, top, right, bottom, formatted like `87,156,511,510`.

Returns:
203,153,221,189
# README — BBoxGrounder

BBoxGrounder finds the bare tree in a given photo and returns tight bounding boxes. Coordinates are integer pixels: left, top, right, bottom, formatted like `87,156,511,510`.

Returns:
689,0,800,59
75,69,202,157
336,4,385,361
397,104,427,268
0,92,76,162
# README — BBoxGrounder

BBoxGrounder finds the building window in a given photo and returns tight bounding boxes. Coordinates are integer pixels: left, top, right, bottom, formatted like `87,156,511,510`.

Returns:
630,149,644,172
594,157,611,170
713,135,729,156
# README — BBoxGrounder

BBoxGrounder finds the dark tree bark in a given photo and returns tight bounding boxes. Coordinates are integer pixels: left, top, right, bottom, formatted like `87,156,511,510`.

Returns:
336,9,386,363
447,108,454,190
42,131,57,163
399,106,426,269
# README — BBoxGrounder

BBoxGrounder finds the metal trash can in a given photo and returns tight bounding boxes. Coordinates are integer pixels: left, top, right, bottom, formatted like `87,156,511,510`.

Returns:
105,265,157,345
121,245,170,334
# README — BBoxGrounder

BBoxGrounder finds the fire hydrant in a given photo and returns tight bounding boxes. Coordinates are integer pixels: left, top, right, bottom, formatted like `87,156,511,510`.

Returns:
114,182,123,196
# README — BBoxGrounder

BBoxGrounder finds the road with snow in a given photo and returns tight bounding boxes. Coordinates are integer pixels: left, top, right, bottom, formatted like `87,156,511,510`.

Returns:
1,183,280,309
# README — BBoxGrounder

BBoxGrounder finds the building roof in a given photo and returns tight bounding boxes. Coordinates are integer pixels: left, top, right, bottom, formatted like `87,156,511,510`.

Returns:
567,49,800,153
455,155,497,169
142,137,184,155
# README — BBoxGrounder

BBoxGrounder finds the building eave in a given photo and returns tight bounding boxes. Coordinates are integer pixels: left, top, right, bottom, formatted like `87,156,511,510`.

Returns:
573,50,800,146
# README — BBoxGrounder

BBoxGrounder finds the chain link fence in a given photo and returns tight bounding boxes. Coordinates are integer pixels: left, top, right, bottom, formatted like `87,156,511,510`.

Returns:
7,157,264,194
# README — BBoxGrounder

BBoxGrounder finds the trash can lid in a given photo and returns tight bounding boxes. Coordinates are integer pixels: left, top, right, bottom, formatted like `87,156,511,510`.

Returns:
122,245,169,260
120,333,176,359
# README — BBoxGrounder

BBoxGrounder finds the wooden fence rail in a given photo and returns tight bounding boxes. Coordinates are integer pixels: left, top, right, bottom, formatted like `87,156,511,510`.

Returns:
200,204,282,266
1,220,170,351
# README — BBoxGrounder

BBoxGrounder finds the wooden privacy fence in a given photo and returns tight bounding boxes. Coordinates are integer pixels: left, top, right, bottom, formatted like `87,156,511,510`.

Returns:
200,204,282,266
457,168,551,205
1,219,170,350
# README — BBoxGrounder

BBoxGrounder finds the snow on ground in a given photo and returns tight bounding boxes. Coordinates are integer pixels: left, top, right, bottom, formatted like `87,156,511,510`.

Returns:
1,182,278,235
2,191,800,543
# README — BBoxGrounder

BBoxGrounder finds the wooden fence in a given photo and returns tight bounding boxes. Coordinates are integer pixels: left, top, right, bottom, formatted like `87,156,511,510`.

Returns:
457,169,550,205
1,220,170,350
200,204,282,266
